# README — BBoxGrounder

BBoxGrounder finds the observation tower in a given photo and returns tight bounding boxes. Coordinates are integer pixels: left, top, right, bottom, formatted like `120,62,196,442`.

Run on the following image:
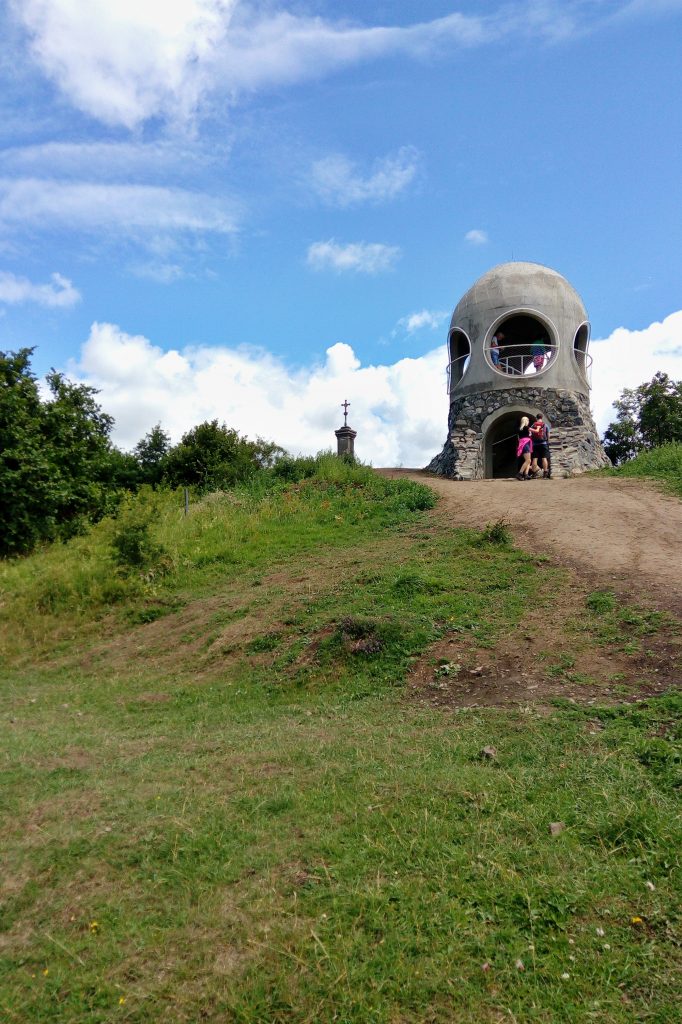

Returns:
427,261,609,479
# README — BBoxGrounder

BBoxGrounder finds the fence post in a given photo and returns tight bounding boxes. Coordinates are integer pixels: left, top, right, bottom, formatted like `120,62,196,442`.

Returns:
184,488,189,517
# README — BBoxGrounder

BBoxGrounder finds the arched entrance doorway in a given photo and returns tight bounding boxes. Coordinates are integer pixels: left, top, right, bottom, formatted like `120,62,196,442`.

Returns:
483,407,541,478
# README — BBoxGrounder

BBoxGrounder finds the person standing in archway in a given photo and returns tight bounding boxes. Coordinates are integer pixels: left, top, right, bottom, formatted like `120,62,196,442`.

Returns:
530,414,550,478
516,416,533,479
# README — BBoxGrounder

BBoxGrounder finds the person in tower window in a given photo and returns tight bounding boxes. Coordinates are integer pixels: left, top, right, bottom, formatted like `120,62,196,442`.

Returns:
531,338,546,372
490,331,503,368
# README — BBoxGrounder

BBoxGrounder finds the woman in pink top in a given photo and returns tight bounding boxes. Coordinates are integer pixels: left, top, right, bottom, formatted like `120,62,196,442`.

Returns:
516,416,533,480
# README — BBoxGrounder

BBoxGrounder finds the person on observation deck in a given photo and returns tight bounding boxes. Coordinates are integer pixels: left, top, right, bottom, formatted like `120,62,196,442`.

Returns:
490,331,503,368
531,338,547,372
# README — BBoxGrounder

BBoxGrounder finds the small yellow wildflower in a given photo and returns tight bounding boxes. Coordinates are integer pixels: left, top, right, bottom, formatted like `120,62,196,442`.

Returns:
89,920,100,933
118,997,126,1006
631,916,643,925
42,969,49,976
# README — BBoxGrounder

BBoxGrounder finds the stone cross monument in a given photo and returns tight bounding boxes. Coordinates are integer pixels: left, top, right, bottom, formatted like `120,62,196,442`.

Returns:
427,261,610,479
335,399,357,458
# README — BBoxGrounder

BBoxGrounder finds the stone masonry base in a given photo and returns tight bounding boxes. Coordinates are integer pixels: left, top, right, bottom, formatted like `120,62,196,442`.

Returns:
426,386,610,480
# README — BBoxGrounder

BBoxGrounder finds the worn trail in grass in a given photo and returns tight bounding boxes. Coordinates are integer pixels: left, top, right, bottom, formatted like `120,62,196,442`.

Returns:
1,465,680,1023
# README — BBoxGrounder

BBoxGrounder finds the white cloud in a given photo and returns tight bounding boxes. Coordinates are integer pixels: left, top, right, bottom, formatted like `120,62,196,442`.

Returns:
465,229,488,245
0,270,80,307
397,310,449,334
65,310,682,470
129,261,187,284
13,0,234,129
68,322,447,466
13,2,650,129
591,311,682,429
306,240,401,275
0,178,239,238
0,139,230,181
310,147,420,206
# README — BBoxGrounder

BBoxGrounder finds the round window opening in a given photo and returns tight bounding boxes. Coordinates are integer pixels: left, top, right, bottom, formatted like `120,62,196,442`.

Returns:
573,322,590,377
487,314,554,377
448,329,471,391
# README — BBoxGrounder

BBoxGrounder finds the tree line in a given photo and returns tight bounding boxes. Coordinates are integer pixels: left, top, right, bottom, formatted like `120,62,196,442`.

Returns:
0,348,283,557
602,371,682,465
2,347,681,557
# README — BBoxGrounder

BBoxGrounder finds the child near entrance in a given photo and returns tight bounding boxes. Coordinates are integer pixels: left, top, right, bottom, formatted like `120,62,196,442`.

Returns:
516,416,533,480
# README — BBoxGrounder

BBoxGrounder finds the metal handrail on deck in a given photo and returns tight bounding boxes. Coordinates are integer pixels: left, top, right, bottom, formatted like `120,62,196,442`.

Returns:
487,342,556,377
446,345,593,390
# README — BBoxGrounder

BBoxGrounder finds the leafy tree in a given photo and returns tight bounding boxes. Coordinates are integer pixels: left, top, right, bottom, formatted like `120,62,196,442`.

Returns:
637,372,682,448
0,349,57,555
603,372,682,465
0,348,126,556
602,419,641,466
163,420,284,490
41,370,117,533
134,423,171,487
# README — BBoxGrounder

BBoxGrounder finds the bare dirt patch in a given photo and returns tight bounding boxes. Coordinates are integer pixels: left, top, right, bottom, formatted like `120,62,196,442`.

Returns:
408,630,679,711
382,472,682,616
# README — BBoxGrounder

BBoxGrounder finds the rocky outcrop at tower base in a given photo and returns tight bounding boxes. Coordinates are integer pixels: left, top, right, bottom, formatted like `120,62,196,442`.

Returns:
426,387,610,480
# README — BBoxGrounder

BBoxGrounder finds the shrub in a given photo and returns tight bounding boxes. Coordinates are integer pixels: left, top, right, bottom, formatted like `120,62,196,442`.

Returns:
110,493,167,572
478,519,512,545
586,590,617,614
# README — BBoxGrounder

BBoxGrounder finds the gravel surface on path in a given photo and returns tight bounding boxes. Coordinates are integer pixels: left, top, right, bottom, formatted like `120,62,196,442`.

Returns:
380,472,682,615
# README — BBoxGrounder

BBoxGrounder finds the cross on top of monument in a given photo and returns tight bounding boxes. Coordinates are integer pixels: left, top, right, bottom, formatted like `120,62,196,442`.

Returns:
342,399,350,426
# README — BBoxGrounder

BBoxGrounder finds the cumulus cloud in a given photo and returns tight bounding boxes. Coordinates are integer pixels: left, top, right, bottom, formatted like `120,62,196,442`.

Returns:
397,310,449,334
465,229,488,245
12,2,659,129
590,311,682,428
310,147,420,207
13,0,233,129
0,178,239,238
65,310,682,469
306,240,401,275
0,270,80,307
68,321,447,466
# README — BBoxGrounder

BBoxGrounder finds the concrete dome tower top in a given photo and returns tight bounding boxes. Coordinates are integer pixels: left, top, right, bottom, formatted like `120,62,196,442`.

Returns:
447,261,592,397
428,260,608,480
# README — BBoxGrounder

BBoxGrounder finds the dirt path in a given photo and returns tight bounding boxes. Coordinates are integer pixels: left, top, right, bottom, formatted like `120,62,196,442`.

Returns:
381,472,682,615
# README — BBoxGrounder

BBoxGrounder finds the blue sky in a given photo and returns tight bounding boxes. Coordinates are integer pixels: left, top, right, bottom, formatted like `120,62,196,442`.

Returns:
1,0,681,464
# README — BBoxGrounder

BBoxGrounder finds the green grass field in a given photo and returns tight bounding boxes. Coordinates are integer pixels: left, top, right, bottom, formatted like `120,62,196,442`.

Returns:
1,461,680,1022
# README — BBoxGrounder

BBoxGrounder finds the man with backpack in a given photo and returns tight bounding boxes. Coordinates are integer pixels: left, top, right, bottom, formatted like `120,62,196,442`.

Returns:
530,414,551,478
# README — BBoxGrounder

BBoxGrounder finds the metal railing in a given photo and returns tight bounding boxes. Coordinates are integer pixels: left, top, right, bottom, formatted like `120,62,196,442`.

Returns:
446,352,471,391
487,343,555,377
573,350,593,387
446,345,593,391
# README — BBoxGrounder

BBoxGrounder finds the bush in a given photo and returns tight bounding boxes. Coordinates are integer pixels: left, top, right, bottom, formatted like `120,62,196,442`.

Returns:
110,493,167,571
478,519,512,545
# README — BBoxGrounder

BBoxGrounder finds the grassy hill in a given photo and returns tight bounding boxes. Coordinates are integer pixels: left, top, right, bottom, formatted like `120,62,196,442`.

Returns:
603,442,682,498
1,459,680,1023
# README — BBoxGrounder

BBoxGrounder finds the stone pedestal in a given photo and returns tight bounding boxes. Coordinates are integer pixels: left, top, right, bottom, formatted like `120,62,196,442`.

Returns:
335,424,357,458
